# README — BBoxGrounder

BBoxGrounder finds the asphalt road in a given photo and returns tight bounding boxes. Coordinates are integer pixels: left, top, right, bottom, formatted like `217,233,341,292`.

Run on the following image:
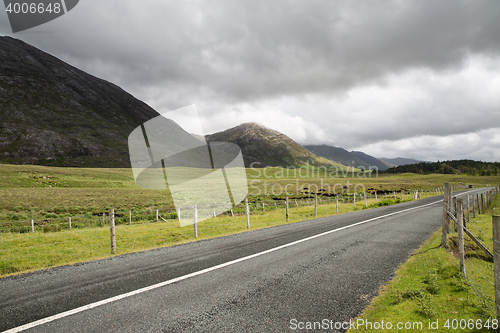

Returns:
0,190,481,332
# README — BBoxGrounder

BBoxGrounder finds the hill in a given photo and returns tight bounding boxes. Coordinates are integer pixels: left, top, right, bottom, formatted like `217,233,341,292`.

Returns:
206,123,345,168
0,36,160,167
383,159,500,175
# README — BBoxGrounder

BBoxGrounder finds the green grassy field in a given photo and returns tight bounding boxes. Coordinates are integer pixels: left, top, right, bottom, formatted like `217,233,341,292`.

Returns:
0,194,412,276
1,163,499,279
2,163,499,222
348,195,500,333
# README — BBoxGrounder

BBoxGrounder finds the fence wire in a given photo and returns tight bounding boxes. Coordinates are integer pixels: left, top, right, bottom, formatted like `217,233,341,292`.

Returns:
445,186,500,317
0,186,443,276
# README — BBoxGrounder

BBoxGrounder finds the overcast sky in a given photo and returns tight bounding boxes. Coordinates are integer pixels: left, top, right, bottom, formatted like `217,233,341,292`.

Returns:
2,0,500,162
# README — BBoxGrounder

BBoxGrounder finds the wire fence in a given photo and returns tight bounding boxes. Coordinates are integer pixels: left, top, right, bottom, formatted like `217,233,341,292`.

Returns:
443,184,500,317
0,186,446,276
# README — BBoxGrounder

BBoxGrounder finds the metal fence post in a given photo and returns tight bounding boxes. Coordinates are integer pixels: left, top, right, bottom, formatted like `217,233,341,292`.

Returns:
245,198,250,229
193,205,198,238
109,209,116,254
314,194,318,218
286,197,289,222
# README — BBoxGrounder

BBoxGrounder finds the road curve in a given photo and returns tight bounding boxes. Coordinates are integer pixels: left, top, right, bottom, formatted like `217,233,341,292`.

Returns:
0,191,480,332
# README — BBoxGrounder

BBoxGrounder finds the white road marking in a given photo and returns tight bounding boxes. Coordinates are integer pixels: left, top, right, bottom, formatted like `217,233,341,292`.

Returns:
3,199,444,333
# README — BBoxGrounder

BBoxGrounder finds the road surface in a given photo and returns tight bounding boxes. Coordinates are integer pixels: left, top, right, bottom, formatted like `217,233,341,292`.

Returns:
0,190,480,332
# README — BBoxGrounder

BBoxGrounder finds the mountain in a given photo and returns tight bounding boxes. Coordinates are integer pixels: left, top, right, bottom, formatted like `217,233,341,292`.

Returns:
304,145,390,171
0,36,160,167
350,151,391,171
206,123,344,168
379,157,422,166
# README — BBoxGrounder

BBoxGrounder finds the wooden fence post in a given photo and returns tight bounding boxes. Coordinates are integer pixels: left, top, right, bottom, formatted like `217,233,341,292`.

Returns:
336,195,339,214
109,209,116,254
354,193,356,207
314,194,318,218
69,217,72,230
31,219,34,232
193,205,198,238
156,210,159,223
102,211,105,227
286,197,289,222
129,210,132,225
472,195,476,218
442,183,450,248
453,196,458,232
245,198,250,229
457,199,465,277
477,194,481,214
467,194,470,222
393,191,396,200
375,192,378,204
177,208,181,221
364,192,367,207
493,214,500,317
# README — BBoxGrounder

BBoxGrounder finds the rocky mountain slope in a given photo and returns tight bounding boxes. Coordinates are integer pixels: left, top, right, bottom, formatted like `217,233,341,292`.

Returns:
206,123,342,168
0,36,160,167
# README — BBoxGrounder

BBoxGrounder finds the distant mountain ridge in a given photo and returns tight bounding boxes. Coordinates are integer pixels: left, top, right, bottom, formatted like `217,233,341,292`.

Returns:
379,157,422,166
304,145,390,171
350,151,391,170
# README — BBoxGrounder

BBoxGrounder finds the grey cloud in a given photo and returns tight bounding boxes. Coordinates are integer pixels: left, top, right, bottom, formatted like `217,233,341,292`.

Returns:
9,0,500,102
2,0,500,161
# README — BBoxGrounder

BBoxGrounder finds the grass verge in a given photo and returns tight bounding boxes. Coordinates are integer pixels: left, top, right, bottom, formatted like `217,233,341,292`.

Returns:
348,195,500,333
